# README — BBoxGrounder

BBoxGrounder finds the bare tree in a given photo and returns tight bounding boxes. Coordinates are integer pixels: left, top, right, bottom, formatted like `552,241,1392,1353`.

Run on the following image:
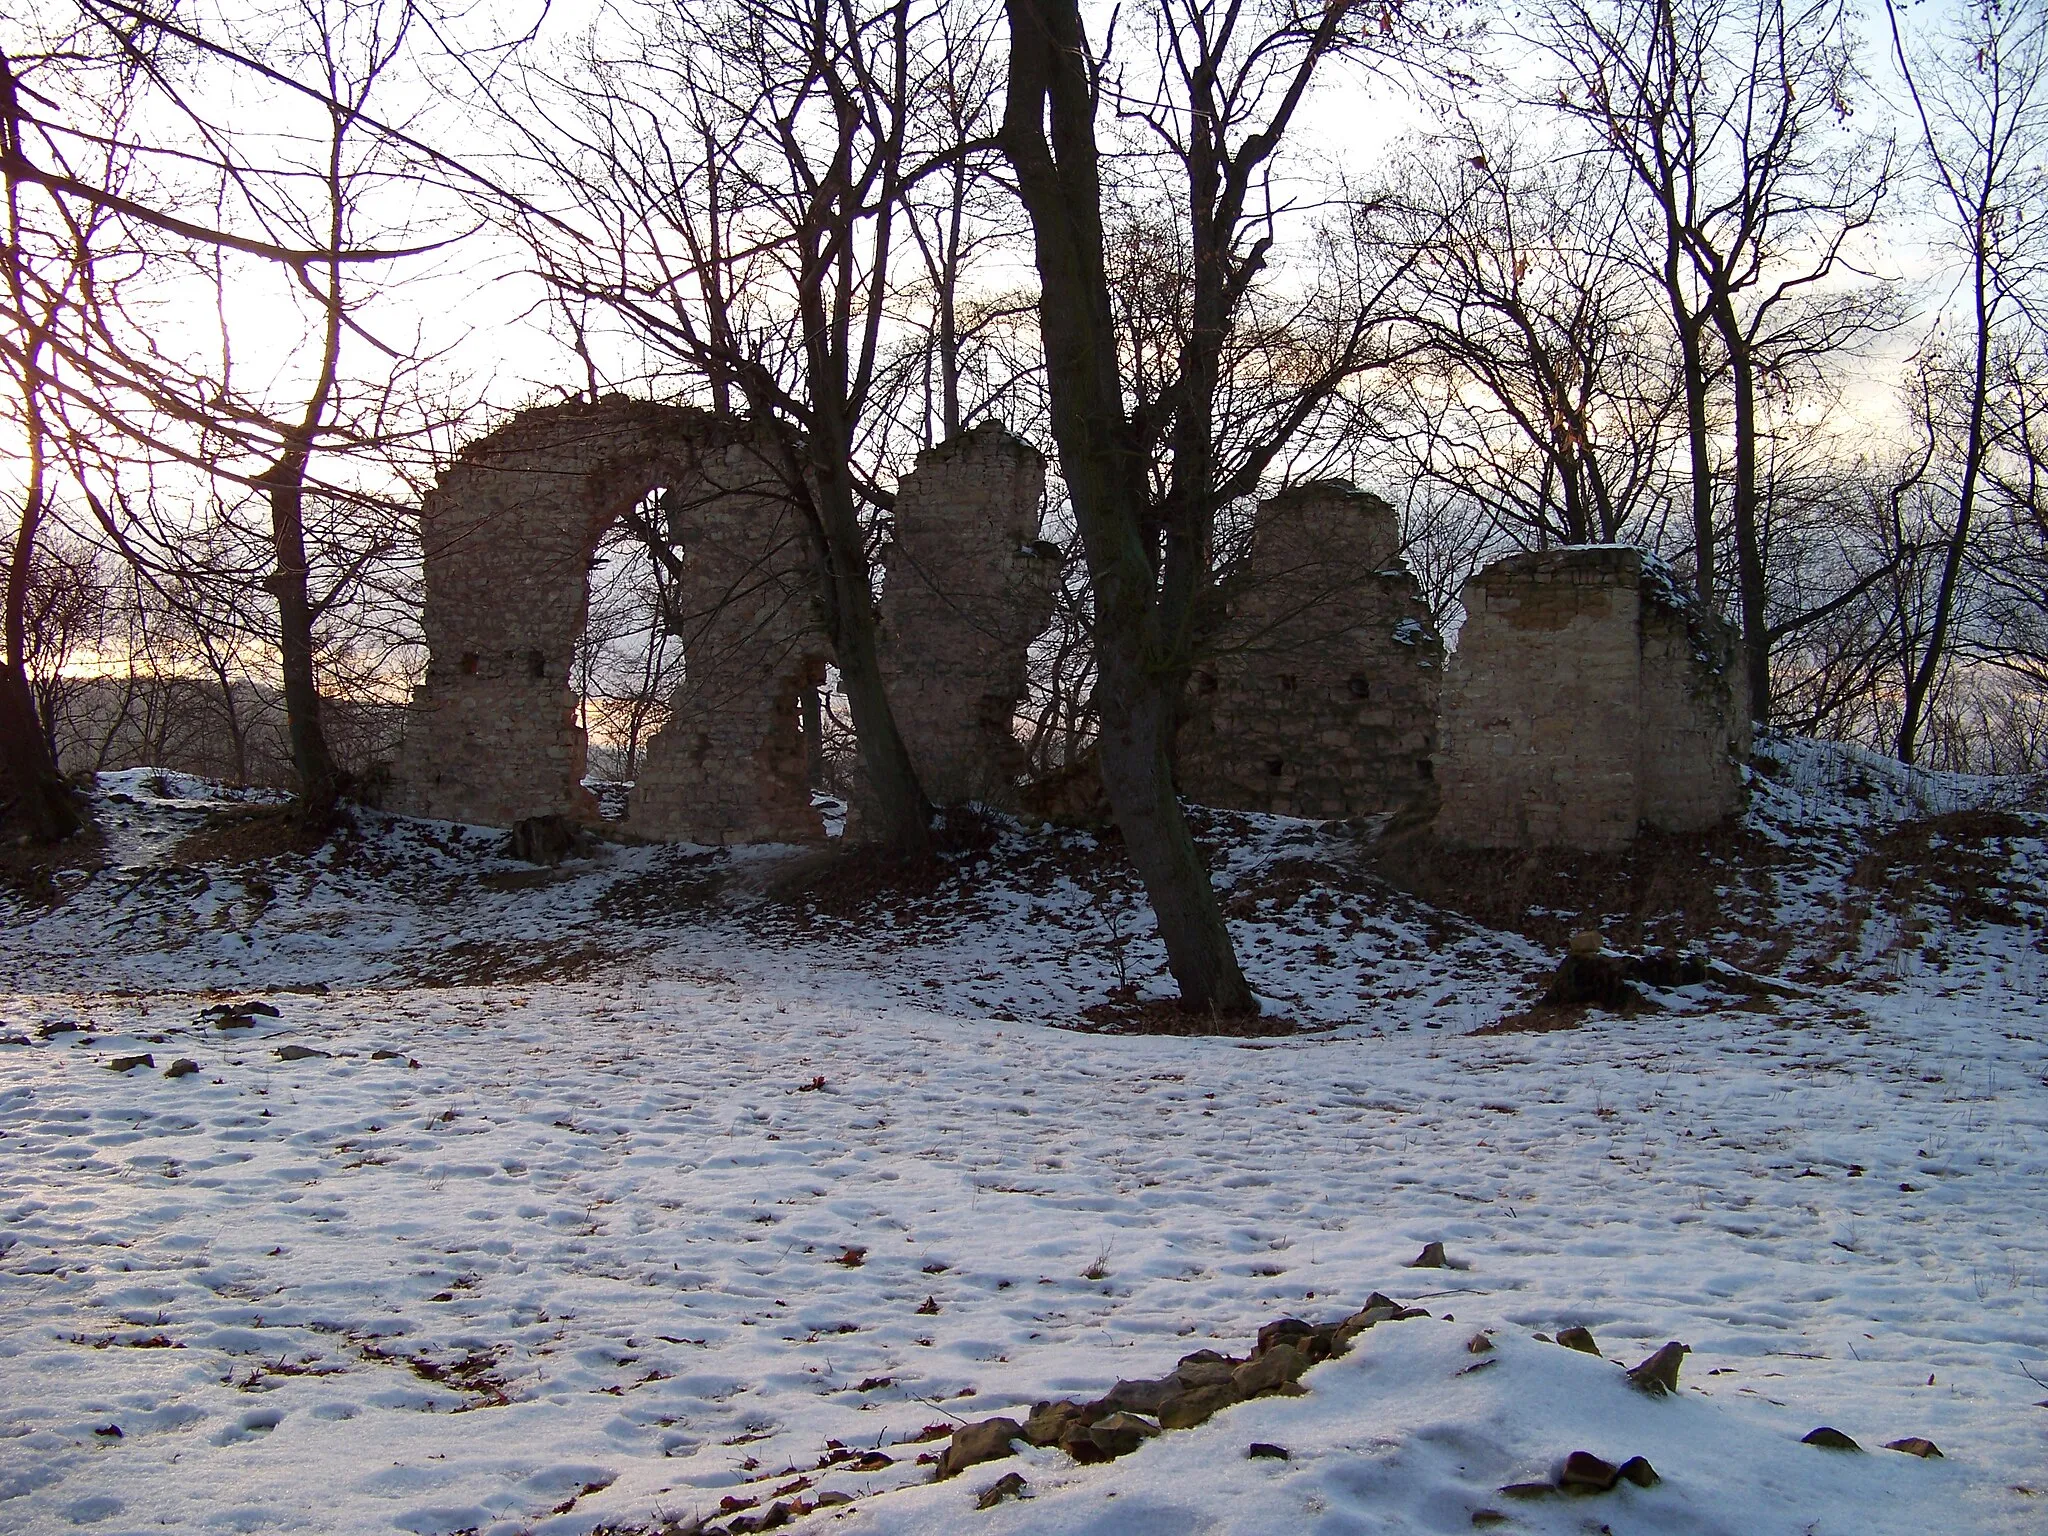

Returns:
503,0,1018,853
1882,0,2048,763
0,13,129,839
105,0,479,821
1540,0,1893,720
4,0,496,835
1002,0,1410,1015
18,528,106,765
1975,333,2048,696
1364,123,1689,553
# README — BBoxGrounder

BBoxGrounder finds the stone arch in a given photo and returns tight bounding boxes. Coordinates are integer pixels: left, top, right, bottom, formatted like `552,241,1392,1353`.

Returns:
389,396,831,841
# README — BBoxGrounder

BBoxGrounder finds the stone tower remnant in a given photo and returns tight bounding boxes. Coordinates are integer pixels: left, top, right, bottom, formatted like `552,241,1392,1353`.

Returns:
627,438,832,846
1175,481,1443,820
1432,546,1748,851
876,423,1061,807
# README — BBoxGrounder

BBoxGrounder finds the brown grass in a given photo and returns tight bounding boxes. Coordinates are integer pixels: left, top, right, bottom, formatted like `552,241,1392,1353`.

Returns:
169,802,331,865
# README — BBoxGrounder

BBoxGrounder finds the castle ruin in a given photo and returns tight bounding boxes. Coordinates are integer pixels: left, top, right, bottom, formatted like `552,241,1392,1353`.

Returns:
390,402,1057,844
390,399,1745,854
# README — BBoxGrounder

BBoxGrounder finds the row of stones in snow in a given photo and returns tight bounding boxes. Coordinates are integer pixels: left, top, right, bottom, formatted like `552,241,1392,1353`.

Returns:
934,1291,1437,1485
655,1290,1946,1536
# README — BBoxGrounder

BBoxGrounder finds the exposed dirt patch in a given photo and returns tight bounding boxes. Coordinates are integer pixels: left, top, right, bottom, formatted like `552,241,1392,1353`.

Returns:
404,937,635,988
170,802,334,866
594,849,732,925
1074,995,1302,1037
1361,820,1771,957
1471,1005,1588,1036
764,808,1009,925
0,813,105,906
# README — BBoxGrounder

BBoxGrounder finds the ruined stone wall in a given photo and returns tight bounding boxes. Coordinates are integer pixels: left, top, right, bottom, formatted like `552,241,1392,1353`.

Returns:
1175,482,1443,821
390,397,830,844
876,423,1059,807
391,398,696,828
1636,566,1752,833
629,445,830,845
1432,547,1746,851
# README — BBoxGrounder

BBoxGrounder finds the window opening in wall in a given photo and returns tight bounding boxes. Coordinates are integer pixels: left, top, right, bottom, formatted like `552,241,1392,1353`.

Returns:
577,508,685,821
810,664,857,835
459,652,479,675
1348,674,1370,698
526,649,547,678
1195,670,1218,694
1278,673,1297,692
1264,755,1285,776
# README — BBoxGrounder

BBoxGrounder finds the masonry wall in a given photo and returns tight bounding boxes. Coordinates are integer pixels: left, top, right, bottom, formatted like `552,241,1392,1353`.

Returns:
1432,547,1746,851
876,423,1059,807
1176,482,1443,821
389,397,831,843
1636,565,1752,833
630,442,831,845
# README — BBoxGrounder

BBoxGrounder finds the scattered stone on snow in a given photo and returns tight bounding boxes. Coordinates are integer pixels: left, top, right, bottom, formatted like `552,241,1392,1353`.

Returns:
974,1471,1028,1509
1247,1442,1290,1460
1555,1326,1601,1356
164,1058,200,1079
1625,1341,1689,1395
275,1044,330,1061
1083,1412,1161,1459
1802,1426,1862,1451
934,1416,1024,1480
1465,1333,1495,1354
1502,1450,1658,1501
200,1000,278,1030
1406,1241,1450,1268
1626,948,1709,987
1157,1385,1237,1430
1543,946,1639,1009
107,1054,153,1072
1885,1437,1943,1458
1230,1343,1310,1399
1559,1450,1623,1492
1020,1400,1088,1447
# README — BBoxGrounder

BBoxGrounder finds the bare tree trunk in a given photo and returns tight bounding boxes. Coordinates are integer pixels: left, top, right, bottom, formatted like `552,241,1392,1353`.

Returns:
797,422,932,852
261,88,354,827
799,676,824,788
0,662,77,839
1713,315,1771,722
262,447,343,822
1002,0,1253,1015
1677,318,1717,600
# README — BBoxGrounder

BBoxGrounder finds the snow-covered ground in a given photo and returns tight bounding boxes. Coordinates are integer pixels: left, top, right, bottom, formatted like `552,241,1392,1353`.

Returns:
1,746,2044,1535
